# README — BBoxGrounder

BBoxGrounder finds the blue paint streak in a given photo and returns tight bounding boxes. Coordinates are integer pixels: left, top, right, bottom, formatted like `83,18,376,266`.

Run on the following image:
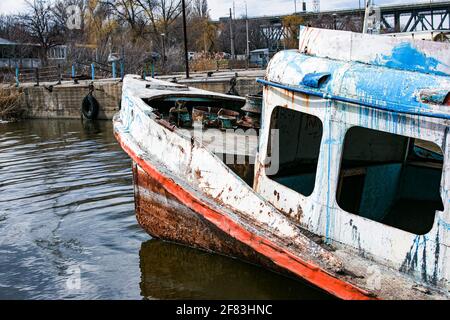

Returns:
438,217,450,231
375,42,449,77
325,103,332,243
257,78,450,120
261,50,450,120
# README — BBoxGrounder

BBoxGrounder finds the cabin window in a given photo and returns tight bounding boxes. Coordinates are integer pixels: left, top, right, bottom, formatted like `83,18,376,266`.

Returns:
267,107,323,197
336,126,444,235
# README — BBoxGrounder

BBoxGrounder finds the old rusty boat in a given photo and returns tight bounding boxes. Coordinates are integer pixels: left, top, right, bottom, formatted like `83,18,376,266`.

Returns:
114,27,450,299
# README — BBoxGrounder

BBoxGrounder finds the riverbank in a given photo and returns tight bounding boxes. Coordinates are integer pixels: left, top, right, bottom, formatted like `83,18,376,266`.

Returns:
0,70,264,120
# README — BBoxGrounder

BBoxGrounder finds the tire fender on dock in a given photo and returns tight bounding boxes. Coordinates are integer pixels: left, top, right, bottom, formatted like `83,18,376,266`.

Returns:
81,94,99,120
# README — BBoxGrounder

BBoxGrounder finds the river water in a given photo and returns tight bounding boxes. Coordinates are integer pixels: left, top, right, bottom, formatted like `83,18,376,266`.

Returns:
0,119,330,299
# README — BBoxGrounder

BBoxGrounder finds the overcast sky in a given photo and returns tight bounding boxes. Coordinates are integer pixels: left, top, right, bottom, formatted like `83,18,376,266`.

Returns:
0,0,439,20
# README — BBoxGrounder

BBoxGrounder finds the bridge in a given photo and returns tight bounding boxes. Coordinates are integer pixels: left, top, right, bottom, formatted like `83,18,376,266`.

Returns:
219,1,450,51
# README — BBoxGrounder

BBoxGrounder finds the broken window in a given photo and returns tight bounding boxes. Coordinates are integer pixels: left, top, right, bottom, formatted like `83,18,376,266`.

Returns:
337,126,444,235
267,107,323,197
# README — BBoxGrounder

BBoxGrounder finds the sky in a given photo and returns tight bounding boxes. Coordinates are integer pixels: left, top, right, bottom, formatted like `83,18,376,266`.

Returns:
0,0,440,20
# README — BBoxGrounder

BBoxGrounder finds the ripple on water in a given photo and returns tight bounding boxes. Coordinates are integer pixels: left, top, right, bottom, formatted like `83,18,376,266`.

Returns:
0,119,331,299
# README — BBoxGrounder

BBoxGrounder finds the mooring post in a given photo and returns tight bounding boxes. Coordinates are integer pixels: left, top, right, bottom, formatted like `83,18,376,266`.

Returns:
91,63,95,81
15,66,19,87
120,60,124,81
151,61,154,78
112,61,117,79
35,68,39,87
72,64,78,84
57,64,62,84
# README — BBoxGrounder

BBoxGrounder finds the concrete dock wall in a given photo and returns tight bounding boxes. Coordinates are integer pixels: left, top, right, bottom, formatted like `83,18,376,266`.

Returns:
1,71,263,120
19,80,122,120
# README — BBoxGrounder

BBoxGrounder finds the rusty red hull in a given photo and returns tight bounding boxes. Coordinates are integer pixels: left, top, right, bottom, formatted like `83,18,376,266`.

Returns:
132,163,293,274
124,160,374,300
114,128,374,300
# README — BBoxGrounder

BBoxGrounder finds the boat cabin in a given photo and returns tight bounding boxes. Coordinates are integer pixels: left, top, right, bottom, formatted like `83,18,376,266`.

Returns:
254,27,450,290
117,27,450,295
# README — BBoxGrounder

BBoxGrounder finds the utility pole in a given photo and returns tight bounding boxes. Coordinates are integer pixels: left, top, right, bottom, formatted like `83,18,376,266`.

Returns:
363,0,373,34
294,0,297,13
229,8,235,59
161,33,166,72
245,2,249,69
181,0,190,78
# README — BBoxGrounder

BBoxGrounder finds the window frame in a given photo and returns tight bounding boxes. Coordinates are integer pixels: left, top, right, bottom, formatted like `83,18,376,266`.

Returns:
265,105,325,199
334,124,445,235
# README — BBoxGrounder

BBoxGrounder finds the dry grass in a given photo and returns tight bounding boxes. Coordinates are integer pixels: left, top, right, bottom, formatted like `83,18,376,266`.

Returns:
0,89,24,120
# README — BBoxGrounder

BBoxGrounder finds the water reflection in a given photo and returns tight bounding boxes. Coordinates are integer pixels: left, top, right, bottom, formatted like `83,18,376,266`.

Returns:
139,240,330,299
0,119,330,299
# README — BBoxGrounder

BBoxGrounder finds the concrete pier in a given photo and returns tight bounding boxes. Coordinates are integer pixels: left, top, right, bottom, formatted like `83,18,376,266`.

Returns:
0,69,264,120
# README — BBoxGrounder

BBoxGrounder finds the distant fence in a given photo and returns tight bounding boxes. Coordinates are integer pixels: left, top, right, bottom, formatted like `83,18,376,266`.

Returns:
18,65,62,84
0,60,124,87
0,57,258,86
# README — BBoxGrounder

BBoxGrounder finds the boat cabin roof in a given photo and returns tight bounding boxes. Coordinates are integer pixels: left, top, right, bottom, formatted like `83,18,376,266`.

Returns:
259,27,450,120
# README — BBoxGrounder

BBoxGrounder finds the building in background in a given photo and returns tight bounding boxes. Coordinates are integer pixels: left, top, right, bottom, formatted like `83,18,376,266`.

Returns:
0,37,67,69
249,48,269,67
0,37,41,69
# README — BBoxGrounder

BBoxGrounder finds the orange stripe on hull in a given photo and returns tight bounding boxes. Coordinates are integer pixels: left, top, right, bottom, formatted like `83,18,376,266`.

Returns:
115,131,377,300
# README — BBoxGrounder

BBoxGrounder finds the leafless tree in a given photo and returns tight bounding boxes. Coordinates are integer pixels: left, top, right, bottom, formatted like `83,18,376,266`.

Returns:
191,0,208,18
20,0,65,65
102,0,146,39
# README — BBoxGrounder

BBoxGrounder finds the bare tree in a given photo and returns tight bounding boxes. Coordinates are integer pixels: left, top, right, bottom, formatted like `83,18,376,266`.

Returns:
282,15,304,49
136,0,183,71
103,0,146,40
188,0,215,53
20,0,65,65
191,0,207,18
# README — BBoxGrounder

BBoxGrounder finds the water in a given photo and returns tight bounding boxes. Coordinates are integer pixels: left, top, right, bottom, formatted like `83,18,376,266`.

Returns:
0,119,330,299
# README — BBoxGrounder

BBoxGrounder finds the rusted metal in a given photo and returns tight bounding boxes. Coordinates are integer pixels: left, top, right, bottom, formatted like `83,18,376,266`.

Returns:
122,136,374,300
114,25,450,298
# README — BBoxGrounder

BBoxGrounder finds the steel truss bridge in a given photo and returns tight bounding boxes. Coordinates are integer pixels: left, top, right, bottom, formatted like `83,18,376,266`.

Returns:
228,1,450,51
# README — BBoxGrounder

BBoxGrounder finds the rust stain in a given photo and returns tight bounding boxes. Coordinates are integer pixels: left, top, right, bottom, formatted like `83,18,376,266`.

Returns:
273,190,280,202
194,168,202,180
116,131,376,300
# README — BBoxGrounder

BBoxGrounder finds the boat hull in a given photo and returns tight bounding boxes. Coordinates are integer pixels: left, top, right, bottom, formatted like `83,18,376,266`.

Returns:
113,119,377,300
132,162,297,277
